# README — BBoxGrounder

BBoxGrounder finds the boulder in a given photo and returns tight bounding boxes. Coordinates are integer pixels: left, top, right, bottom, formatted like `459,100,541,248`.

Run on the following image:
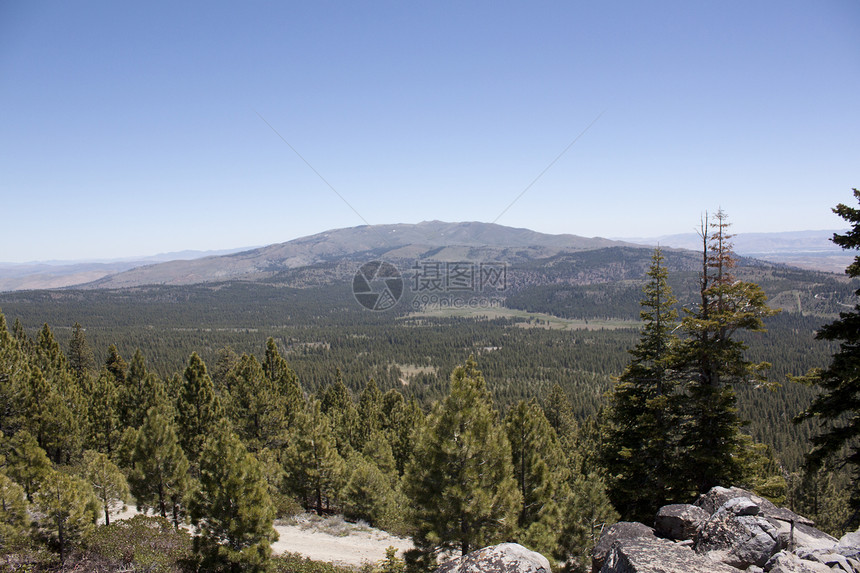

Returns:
435,543,551,573
695,486,814,526
790,522,839,552
592,522,656,573
836,529,860,560
694,499,783,568
599,535,741,573
765,550,834,573
654,504,709,541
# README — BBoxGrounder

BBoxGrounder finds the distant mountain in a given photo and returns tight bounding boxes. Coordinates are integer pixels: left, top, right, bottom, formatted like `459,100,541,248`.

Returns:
621,229,851,273
0,247,255,291
80,221,634,289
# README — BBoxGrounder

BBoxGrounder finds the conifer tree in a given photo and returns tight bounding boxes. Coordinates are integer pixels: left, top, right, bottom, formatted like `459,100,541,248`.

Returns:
21,367,81,464
380,390,424,476
120,349,150,428
505,399,570,558
558,473,619,571
33,471,98,563
104,344,127,387
356,378,383,450
602,248,683,520
283,399,346,515
404,357,520,556
342,450,404,530
319,370,359,456
176,352,222,463
0,310,28,436
130,407,191,527
226,353,291,452
67,322,95,383
262,338,304,427
0,472,29,552
5,430,52,502
797,189,860,521
87,368,121,455
82,449,129,526
34,324,66,375
191,427,277,572
674,210,778,497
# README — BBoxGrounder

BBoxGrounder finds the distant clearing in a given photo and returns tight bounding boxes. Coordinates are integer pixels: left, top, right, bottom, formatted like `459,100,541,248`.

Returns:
394,363,437,385
403,306,642,331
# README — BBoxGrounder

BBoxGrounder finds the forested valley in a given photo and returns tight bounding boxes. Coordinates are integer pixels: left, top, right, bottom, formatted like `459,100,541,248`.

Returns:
1,212,858,572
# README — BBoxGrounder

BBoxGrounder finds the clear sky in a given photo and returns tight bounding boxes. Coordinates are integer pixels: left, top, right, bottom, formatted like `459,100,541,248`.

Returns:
1,1,858,262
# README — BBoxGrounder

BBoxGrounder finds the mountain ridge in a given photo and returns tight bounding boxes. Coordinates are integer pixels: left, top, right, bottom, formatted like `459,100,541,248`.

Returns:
76,221,636,289
0,223,850,291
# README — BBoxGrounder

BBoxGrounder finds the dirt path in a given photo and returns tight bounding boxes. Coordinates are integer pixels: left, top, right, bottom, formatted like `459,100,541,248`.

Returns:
271,518,413,566
110,507,413,568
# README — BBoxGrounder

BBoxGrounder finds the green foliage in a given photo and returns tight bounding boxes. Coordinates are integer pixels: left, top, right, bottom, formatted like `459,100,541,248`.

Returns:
558,472,618,572
269,552,355,573
0,472,29,553
505,399,569,558
319,370,360,457
176,352,223,464
797,189,860,521
190,426,277,572
787,467,853,537
4,430,51,502
67,322,95,383
32,470,99,563
129,406,191,527
81,449,129,526
673,211,779,497
86,367,121,455
283,400,346,515
602,248,683,520
81,514,195,573
225,352,293,452
405,356,520,556
375,547,405,573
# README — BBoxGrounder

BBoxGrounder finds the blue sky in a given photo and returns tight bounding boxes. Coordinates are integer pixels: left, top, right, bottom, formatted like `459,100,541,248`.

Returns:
1,1,858,262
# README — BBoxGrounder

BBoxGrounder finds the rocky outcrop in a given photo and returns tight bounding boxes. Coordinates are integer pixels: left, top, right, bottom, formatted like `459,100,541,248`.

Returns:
594,486,860,573
435,543,551,573
592,522,657,573
600,535,742,573
654,504,709,541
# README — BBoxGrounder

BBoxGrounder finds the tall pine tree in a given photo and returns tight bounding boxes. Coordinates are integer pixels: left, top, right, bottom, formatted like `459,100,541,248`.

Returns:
177,352,222,464
405,357,520,556
797,188,860,524
602,247,683,520
191,427,277,572
505,399,570,559
674,210,778,497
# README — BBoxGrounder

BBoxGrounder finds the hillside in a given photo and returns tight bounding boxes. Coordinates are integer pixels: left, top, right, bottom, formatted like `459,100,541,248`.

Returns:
79,221,632,289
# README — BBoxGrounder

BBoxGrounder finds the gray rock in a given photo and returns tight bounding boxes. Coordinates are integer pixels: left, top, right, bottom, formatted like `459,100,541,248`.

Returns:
599,536,741,573
802,551,855,571
654,504,709,541
695,504,782,568
766,550,833,573
789,523,839,552
836,530,860,560
695,487,814,526
724,497,760,516
435,543,551,573
592,522,656,573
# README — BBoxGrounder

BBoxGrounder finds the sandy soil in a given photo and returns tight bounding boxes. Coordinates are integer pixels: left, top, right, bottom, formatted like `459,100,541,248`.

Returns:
107,507,413,568
271,518,413,567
